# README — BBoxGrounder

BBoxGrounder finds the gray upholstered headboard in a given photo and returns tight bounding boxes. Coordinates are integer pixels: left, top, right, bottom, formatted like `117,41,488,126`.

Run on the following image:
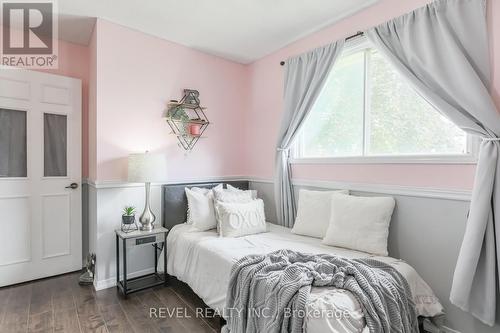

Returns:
161,180,249,230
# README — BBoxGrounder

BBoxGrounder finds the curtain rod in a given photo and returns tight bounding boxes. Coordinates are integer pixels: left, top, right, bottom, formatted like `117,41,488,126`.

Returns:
279,31,364,66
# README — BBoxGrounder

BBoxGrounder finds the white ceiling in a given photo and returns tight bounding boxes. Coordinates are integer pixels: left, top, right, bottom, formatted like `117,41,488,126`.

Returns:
58,14,96,46
58,0,378,64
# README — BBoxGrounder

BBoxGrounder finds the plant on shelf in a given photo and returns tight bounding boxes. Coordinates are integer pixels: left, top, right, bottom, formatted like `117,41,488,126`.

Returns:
168,106,191,136
170,106,189,122
122,206,136,225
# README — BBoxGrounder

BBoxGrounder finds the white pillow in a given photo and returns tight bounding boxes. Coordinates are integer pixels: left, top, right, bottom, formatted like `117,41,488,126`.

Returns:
322,194,395,256
185,184,222,230
191,184,223,195
291,189,349,239
213,187,255,234
214,188,254,203
216,199,267,237
226,184,258,199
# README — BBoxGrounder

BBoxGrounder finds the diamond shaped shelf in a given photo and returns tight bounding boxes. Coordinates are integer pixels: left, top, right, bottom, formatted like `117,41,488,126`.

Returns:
165,89,209,150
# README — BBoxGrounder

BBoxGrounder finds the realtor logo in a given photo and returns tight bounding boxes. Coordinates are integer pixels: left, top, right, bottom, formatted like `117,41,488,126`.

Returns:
1,0,58,68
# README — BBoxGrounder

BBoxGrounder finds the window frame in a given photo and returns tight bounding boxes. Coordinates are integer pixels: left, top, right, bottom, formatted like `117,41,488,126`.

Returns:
291,36,479,165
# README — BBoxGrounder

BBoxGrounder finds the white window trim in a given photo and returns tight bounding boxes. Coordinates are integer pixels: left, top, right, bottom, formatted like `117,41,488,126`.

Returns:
291,36,479,165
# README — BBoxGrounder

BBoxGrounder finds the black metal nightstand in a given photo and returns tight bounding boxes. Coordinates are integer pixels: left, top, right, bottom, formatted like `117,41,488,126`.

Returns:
115,227,169,297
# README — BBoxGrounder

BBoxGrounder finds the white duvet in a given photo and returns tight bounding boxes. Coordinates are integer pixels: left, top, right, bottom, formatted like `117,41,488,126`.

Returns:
158,223,443,333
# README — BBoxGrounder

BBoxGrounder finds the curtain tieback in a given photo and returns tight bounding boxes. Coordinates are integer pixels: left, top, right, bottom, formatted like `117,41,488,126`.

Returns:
277,148,289,152
482,137,500,142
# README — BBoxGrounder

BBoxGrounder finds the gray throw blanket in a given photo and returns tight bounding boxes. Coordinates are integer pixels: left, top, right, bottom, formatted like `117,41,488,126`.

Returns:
224,249,418,333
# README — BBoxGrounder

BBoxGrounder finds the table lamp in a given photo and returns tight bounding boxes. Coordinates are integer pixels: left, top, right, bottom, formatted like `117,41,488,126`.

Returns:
127,152,167,231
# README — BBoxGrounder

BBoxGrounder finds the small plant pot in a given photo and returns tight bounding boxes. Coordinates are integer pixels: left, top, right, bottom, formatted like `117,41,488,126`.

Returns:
122,215,135,225
189,124,201,136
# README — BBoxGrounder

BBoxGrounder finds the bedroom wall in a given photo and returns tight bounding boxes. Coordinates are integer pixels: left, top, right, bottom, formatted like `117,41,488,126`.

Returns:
243,0,500,191
88,19,251,289
90,19,249,183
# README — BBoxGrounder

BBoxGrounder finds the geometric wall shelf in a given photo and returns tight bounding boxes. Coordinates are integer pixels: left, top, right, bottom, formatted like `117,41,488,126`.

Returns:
165,89,209,150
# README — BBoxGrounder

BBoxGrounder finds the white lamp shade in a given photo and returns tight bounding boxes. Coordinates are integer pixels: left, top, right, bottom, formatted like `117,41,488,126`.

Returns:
128,152,167,183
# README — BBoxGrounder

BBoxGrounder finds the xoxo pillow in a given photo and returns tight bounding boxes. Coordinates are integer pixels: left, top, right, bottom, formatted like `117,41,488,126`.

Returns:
215,199,267,237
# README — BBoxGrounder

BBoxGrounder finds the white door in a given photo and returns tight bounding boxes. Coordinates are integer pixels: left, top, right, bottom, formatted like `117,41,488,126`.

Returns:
0,67,82,286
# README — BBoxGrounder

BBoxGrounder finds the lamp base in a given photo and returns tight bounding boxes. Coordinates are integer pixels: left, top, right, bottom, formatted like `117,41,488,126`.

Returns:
139,182,156,231
140,223,154,231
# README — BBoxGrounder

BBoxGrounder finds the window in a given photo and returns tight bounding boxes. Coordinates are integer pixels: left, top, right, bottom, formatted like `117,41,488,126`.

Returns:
294,38,477,163
0,109,27,177
44,113,68,177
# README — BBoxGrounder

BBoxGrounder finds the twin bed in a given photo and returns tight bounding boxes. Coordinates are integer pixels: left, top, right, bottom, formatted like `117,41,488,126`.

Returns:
158,181,444,333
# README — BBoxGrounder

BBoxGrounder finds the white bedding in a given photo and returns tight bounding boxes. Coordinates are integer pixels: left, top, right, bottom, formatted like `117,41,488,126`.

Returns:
159,223,443,333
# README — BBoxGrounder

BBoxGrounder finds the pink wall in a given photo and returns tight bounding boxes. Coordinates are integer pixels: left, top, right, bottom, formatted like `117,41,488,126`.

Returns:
244,0,500,190
88,25,98,181
91,20,249,182
86,0,499,187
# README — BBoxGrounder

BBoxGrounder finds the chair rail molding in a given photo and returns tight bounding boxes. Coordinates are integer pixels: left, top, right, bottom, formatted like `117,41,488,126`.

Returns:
83,176,249,189
247,177,472,202
83,176,472,201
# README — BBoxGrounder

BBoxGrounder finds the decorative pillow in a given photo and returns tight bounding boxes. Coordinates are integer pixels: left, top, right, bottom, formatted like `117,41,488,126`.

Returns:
214,188,254,203
291,189,349,239
212,187,255,234
216,199,267,237
185,184,222,230
191,184,223,195
322,194,395,256
226,184,258,199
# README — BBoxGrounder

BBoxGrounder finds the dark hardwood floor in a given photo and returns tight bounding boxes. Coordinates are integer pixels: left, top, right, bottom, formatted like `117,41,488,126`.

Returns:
0,272,221,333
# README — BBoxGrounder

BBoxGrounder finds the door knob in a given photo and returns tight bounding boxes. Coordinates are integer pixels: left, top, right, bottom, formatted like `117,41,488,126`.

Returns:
65,183,78,189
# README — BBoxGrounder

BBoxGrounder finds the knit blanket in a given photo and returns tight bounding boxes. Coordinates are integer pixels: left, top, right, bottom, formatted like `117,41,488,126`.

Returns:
224,249,418,333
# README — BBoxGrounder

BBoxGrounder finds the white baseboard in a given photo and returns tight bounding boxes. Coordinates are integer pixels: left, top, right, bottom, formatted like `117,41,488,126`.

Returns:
94,267,156,291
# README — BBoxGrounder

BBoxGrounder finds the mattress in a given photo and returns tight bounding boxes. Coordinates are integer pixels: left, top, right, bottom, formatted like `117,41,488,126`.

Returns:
158,223,443,333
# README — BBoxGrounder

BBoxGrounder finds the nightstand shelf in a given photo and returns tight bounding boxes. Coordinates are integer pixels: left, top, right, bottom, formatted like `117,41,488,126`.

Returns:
117,272,165,294
115,227,169,297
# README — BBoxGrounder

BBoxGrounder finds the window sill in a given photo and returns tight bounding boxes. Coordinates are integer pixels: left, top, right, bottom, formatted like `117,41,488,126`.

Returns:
290,155,478,165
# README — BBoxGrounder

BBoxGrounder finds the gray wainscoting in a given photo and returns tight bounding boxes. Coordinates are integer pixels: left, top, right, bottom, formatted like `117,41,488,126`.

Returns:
82,182,89,265
94,184,160,290
249,180,500,333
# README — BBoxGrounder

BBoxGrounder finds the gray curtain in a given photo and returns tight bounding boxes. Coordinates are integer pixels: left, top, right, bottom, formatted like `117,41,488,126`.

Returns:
0,109,27,177
366,0,500,326
44,113,67,177
275,41,344,227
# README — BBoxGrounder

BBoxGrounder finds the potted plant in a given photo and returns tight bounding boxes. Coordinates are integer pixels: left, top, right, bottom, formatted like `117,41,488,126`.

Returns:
169,106,191,136
122,206,136,225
